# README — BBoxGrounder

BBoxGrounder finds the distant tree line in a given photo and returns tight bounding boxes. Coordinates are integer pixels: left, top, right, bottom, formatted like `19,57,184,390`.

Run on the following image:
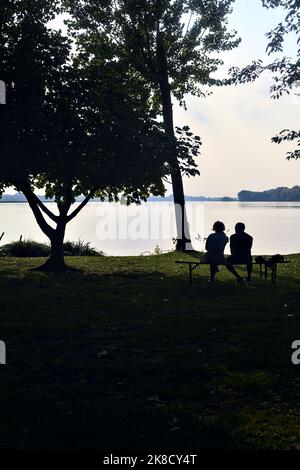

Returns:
239,186,300,202
0,193,236,203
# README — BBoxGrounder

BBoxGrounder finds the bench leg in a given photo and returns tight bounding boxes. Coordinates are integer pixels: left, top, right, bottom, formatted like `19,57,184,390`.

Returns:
264,263,268,279
189,264,193,286
271,263,277,284
259,263,262,279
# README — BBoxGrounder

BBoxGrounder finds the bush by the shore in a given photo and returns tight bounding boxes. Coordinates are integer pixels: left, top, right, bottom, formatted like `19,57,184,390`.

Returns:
63,240,103,257
0,239,103,257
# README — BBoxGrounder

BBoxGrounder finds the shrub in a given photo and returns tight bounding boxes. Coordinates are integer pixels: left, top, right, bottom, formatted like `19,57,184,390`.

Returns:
0,240,50,257
152,245,163,256
63,240,103,257
0,239,103,257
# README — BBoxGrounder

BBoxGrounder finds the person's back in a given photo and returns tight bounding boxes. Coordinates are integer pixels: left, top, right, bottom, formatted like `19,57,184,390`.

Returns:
203,221,228,282
226,222,253,283
230,231,253,262
205,232,228,264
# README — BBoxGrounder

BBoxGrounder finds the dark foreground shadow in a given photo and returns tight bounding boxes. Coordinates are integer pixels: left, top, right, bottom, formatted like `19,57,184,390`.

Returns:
0,262,299,449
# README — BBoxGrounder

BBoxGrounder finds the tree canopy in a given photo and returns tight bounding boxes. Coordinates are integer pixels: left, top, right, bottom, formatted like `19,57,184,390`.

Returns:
66,0,240,105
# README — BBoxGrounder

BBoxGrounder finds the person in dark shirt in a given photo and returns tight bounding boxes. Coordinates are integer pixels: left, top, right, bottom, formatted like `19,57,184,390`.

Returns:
226,222,253,282
202,221,228,282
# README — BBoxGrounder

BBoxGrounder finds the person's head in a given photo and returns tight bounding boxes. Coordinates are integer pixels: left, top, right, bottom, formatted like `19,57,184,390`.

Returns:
235,222,245,234
212,221,225,233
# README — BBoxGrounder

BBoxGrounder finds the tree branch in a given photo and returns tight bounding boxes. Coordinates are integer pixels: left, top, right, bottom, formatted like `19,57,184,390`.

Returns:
18,183,56,239
67,189,96,222
58,182,73,218
30,192,59,223
143,15,156,74
184,12,193,37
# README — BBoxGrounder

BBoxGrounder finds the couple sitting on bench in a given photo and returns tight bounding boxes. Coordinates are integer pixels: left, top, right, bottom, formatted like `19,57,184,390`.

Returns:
202,221,253,283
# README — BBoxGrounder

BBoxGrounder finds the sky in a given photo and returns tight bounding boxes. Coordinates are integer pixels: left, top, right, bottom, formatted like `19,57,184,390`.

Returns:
174,0,300,197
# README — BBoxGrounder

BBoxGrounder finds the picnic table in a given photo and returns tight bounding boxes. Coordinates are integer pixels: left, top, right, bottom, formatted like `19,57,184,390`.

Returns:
175,258,289,286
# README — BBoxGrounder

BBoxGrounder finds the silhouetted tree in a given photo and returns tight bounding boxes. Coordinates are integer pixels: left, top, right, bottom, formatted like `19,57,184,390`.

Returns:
0,0,201,271
65,0,240,250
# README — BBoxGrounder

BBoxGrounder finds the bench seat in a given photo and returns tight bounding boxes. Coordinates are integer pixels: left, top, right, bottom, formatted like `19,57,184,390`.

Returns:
175,259,289,285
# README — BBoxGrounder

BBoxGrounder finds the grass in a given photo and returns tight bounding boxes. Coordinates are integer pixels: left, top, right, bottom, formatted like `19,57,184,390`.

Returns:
0,251,300,449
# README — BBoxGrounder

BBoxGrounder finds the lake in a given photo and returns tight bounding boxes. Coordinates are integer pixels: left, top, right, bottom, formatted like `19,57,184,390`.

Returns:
0,201,300,256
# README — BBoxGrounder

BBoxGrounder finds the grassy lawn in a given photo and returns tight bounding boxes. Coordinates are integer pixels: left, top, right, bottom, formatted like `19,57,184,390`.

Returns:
0,252,300,449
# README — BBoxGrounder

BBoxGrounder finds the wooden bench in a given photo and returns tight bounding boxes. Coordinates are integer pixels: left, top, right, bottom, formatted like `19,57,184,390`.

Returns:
175,259,289,285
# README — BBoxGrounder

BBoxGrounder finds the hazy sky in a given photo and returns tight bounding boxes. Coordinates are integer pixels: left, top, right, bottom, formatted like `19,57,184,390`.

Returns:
175,0,300,197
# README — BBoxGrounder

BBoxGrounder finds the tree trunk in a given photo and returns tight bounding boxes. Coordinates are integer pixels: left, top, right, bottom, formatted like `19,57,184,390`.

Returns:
170,158,192,251
18,182,95,273
156,30,192,252
35,222,69,273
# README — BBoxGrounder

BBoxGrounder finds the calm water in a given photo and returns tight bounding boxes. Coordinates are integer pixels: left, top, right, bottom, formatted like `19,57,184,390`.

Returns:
0,201,300,256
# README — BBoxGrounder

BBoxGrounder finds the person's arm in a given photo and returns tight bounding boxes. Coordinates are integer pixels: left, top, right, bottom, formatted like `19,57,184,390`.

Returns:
230,235,234,254
249,236,253,250
205,235,211,251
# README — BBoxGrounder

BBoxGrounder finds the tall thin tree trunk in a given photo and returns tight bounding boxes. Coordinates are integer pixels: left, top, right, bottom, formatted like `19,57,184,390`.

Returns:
157,29,192,252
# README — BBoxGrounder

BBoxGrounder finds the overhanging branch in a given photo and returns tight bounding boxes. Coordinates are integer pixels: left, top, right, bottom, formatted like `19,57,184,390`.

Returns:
67,189,96,222
18,183,56,239
31,193,59,223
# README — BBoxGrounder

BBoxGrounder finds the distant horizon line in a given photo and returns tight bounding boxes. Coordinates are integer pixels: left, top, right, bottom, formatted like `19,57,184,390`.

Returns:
0,192,237,203
1,185,300,203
